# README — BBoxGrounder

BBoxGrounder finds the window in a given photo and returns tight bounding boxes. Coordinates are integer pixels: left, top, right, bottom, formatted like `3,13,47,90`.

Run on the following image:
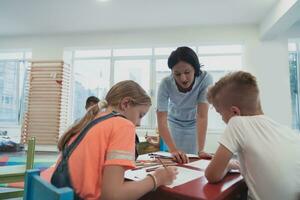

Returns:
114,59,151,127
73,59,111,120
199,45,243,130
70,45,243,131
0,50,31,125
288,43,300,130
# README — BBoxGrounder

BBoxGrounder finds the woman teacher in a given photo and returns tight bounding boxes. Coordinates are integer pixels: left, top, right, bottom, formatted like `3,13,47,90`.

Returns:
156,46,213,163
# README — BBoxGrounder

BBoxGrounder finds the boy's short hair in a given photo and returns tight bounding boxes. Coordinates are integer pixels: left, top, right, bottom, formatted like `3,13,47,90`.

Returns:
85,96,100,110
207,71,261,114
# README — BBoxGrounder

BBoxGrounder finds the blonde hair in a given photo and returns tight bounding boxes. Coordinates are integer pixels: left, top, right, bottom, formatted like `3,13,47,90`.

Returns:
58,80,151,151
207,71,262,115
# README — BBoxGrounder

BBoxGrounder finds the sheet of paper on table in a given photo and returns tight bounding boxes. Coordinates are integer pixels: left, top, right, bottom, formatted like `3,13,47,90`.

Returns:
185,159,240,173
185,159,210,170
125,166,204,188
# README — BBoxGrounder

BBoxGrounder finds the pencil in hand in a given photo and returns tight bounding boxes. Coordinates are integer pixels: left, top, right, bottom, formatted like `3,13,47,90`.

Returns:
156,157,168,169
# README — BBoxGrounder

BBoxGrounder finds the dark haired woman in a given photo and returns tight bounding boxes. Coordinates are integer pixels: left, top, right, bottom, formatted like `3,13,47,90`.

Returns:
157,46,213,163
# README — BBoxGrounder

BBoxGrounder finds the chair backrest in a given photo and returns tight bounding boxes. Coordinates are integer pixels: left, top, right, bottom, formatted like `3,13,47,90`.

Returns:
0,137,37,199
26,137,36,169
24,169,74,200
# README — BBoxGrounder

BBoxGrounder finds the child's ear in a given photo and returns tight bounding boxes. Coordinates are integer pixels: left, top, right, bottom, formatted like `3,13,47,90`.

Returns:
231,106,241,116
119,97,131,111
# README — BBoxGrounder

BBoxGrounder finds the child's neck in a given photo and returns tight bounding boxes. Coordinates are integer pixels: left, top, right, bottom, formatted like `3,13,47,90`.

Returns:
242,109,264,116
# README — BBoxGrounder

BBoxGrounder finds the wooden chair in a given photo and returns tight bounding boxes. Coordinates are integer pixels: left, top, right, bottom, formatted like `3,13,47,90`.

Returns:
23,169,73,200
0,137,36,199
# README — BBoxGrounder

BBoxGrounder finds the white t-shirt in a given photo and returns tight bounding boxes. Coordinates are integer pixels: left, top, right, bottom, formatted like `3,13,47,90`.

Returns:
219,115,300,200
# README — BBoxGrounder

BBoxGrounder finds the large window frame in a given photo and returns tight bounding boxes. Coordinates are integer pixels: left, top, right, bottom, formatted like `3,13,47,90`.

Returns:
69,45,243,132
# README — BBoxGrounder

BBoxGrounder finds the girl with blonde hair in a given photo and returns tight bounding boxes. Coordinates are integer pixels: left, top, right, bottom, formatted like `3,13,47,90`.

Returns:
52,80,178,200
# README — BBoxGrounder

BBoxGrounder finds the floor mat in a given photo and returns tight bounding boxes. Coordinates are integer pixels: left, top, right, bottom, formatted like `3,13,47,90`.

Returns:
0,151,58,171
0,152,58,188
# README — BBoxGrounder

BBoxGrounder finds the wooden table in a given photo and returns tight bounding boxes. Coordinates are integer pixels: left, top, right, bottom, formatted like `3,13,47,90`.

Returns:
139,161,247,200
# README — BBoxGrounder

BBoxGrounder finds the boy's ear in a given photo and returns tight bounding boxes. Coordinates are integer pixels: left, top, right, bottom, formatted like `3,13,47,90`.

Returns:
119,97,131,111
230,106,241,116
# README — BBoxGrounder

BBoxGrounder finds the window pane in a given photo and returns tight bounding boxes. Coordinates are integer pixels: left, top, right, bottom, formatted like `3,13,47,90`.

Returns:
154,47,196,55
155,59,170,93
207,71,228,130
114,59,150,127
198,45,242,54
0,61,19,122
154,59,171,127
73,59,111,120
113,48,152,56
288,43,297,52
74,49,111,58
114,60,150,92
200,55,242,71
154,47,176,55
0,52,24,60
156,59,170,72
25,52,32,59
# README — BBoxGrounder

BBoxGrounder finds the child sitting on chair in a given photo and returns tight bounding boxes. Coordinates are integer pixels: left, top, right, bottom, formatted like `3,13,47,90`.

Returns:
52,80,178,200
205,71,300,200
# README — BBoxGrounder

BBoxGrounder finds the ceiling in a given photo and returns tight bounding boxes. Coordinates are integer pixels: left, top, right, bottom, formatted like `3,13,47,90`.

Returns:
0,0,280,36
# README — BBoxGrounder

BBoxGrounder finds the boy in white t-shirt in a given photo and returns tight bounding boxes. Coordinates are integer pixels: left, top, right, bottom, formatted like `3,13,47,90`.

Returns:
205,71,300,200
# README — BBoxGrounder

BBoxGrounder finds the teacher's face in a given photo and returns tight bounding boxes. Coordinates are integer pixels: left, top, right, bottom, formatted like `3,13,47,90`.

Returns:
172,61,195,89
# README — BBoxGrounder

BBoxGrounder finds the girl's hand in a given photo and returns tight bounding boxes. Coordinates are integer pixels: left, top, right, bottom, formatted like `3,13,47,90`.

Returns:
153,166,178,186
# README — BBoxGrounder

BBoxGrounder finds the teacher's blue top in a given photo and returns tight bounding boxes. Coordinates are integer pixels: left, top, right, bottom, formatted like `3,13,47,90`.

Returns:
157,71,213,128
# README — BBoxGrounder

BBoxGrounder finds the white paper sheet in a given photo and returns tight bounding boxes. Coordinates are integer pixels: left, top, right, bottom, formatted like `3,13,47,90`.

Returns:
125,166,204,188
185,159,210,170
185,160,240,173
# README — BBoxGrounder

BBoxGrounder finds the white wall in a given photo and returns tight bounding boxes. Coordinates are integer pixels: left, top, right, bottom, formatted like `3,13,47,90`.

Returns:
0,25,292,152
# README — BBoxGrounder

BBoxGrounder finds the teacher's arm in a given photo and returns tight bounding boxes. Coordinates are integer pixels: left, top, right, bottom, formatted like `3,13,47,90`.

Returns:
197,103,212,159
157,111,188,163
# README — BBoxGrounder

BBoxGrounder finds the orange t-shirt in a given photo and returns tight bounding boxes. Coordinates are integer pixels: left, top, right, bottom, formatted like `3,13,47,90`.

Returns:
67,114,136,199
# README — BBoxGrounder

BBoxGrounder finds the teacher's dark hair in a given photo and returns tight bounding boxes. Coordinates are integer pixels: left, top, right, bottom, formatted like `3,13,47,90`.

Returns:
168,46,203,77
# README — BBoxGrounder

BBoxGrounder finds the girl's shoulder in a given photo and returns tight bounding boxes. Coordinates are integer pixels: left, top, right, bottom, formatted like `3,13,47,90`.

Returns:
111,116,135,128
92,115,135,131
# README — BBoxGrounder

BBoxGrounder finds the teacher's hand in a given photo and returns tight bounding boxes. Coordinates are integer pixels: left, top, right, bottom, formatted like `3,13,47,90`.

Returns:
198,151,213,159
170,149,189,164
